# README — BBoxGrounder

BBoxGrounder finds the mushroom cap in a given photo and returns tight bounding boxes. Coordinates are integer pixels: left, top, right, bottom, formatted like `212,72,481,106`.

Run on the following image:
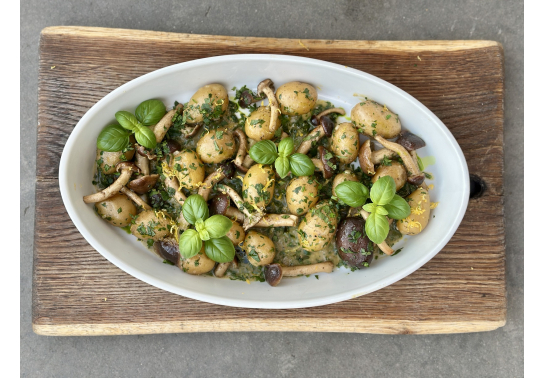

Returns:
220,161,236,179
407,173,426,186
265,264,283,286
209,193,230,216
257,78,275,95
115,161,140,173
317,146,336,179
358,140,375,176
128,174,159,194
395,131,426,151
336,217,373,269
320,115,335,137
153,238,180,266
165,139,182,154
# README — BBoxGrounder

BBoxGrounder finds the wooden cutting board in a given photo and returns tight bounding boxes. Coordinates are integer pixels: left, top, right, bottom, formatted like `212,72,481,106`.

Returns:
33,26,505,336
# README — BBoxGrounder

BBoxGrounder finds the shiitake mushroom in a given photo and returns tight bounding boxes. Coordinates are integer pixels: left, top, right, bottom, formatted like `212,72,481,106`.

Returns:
336,217,374,269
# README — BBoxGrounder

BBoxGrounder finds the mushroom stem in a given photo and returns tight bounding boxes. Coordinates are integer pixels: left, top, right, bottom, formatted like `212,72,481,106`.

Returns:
217,184,258,228
152,103,183,143
120,187,152,210
135,150,150,176
311,158,325,175
233,129,249,172
374,135,424,185
371,148,396,164
214,262,232,278
163,175,187,205
296,127,326,154
225,207,245,223
223,204,296,228
359,209,394,255
198,169,226,201
316,107,345,119
83,162,139,203
410,150,419,169
257,79,280,134
359,139,375,176
136,144,157,161
282,262,335,276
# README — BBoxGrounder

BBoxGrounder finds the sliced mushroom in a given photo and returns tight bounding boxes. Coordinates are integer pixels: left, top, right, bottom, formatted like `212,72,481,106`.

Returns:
257,79,280,134
198,162,236,201
264,262,334,286
313,107,346,121
358,139,375,176
359,209,394,255
120,187,152,210
83,162,139,203
374,135,425,186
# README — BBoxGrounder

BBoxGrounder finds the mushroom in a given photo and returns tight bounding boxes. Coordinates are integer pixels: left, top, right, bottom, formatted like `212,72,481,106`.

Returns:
296,115,335,155
311,146,337,179
151,103,183,143
135,146,152,175
256,79,280,134
371,148,396,165
358,139,375,176
374,135,425,186
128,174,159,194
153,238,180,266
83,162,140,203
198,162,236,201
264,262,334,287
232,129,249,172
120,186,152,210
163,175,187,205
359,209,394,255
335,217,374,268
395,130,426,151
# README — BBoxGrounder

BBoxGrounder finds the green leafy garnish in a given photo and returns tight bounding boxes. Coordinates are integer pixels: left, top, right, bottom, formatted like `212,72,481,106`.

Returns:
96,124,131,152
249,137,315,178
135,99,166,126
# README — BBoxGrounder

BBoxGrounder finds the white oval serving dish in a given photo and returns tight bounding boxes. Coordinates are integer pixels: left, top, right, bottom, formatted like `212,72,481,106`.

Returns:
59,54,469,309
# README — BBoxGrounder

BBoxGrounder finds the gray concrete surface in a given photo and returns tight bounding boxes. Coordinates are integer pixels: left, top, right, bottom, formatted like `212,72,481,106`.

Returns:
21,1,523,377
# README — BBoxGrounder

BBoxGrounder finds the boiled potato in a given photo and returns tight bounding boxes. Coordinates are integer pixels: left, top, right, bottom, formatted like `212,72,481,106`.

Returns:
95,193,137,227
180,246,216,275
332,170,358,197
130,210,171,241
351,100,401,138
330,122,360,163
185,84,229,124
396,187,431,235
170,150,205,189
275,81,318,116
372,161,407,191
96,148,136,175
245,106,275,140
226,221,245,247
242,164,275,209
286,176,320,215
298,201,338,252
196,128,236,164
244,231,276,266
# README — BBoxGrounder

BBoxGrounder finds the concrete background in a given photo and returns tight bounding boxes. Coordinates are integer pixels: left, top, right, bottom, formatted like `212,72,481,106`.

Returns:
21,1,523,377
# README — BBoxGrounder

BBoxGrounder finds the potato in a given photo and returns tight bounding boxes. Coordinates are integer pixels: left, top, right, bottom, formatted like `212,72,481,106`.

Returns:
130,210,171,241
330,122,360,163
396,187,431,235
196,128,236,164
245,106,275,140
372,161,407,191
286,176,319,215
95,193,137,227
332,170,358,197
242,164,275,209
243,231,276,266
298,201,338,252
170,150,205,189
180,246,216,275
351,100,401,139
275,81,318,116
185,84,229,124
226,221,245,247
96,148,136,175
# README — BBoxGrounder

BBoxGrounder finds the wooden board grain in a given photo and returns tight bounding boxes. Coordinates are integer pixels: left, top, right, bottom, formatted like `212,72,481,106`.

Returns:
33,26,505,336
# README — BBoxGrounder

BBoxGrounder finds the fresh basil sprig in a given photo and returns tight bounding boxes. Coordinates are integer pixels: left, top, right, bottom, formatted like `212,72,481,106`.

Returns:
335,176,410,245
135,99,166,126
115,110,157,149
96,124,132,152
249,137,315,178
178,194,235,263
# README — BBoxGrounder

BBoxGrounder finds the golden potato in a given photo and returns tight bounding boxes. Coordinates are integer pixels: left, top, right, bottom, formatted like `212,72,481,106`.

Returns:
242,164,275,209
170,150,205,189
245,106,276,140
180,246,216,275
372,161,407,191
275,81,318,116
298,201,338,252
130,210,171,241
96,148,136,175
330,122,360,163
196,128,236,164
332,170,358,197
226,221,245,247
244,231,276,266
185,84,229,124
351,100,401,139
396,187,431,235
286,176,320,215
95,193,137,227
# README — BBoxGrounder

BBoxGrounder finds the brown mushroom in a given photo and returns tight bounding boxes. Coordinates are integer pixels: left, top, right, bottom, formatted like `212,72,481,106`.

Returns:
151,103,183,143
119,187,152,210
136,144,157,161
153,238,180,266
358,139,375,176
395,131,426,151
374,135,425,186
128,174,159,194
232,129,249,172
83,162,140,203
297,111,342,155
336,217,374,269
311,146,337,179
371,148,396,165
198,162,236,201
264,262,335,287
257,79,280,134
163,174,187,205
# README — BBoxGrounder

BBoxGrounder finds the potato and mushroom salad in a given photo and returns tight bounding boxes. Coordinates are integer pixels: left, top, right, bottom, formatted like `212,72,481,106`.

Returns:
83,79,436,286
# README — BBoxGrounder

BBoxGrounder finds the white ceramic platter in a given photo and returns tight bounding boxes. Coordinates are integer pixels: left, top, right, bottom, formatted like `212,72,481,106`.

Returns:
59,54,469,309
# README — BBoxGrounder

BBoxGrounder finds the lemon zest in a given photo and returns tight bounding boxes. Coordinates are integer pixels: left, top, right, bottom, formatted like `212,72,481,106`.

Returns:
383,105,389,112
430,202,439,209
428,184,435,190
407,219,422,232
411,206,426,215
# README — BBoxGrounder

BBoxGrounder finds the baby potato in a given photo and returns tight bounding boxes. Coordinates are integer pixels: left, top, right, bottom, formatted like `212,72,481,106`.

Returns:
130,210,171,241
226,221,245,247
396,187,431,235
244,231,276,266
286,176,320,215
95,193,137,227
275,81,318,116
372,161,407,191
196,128,236,164
96,148,136,175
180,246,216,275
332,170,359,197
351,100,401,139
170,150,205,190
185,84,229,124
298,201,338,252
242,164,275,209
330,122,360,163
245,106,275,140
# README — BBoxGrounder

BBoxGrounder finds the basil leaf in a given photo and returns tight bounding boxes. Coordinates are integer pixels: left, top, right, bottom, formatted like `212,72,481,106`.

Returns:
278,137,294,157
204,215,232,239
115,111,140,131
178,229,202,259
135,99,166,126
370,176,396,206
375,206,389,216
335,181,369,207
182,194,209,225
383,194,411,220
249,140,278,164
195,219,210,241
275,156,290,178
365,212,390,244
204,236,235,263
288,153,315,177
362,203,376,213
134,124,157,149
96,124,131,152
